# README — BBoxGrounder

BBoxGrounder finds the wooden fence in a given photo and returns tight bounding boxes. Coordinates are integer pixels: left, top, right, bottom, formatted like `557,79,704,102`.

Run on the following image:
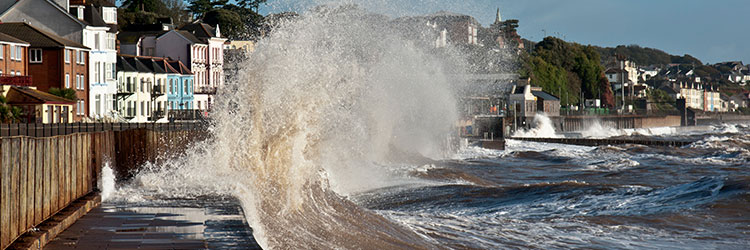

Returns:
0,123,206,249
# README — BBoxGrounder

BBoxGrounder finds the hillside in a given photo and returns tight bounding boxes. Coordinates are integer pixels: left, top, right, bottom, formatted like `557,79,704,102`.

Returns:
594,45,703,66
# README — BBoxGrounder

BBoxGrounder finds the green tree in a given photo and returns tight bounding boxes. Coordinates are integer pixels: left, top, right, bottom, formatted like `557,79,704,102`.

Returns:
646,89,676,111
162,0,192,27
204,8,244,38
0,95,21,123
48,88,77,101
524,37,611,105
188,0,219,19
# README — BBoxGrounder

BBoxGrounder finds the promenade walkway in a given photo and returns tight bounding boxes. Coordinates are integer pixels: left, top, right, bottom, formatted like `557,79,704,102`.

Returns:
44,197,261,250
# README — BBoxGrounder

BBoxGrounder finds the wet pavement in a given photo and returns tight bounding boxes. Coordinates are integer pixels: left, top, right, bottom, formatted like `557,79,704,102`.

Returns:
45,197,262,249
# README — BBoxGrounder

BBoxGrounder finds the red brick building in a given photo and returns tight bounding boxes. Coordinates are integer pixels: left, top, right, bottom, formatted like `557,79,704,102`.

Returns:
0,31,30,85
0,23,90,121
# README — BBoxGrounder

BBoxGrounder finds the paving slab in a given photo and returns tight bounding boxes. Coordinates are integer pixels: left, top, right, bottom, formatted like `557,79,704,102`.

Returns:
44,196,262,250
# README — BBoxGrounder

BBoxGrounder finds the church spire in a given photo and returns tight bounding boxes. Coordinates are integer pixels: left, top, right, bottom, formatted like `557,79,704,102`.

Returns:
495,8,502,23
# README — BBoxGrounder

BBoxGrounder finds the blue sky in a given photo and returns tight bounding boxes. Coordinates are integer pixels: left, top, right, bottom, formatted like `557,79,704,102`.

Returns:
258,0,750,64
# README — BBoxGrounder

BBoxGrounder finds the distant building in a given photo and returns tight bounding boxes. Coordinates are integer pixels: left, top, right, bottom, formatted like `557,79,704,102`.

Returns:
533,90,560,117
394,11,480,48
118,21,226,111
0,22,90,121
115,55,169,122
0,0,119,119
659,80,722,112
509,84,559,117
606,56,646,103
2,85,75,123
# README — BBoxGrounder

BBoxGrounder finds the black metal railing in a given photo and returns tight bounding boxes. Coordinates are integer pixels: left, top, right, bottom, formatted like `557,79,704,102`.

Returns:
0,75,33,86
194,86,217,94
0,121,208,138
118,83,136,94
151,85,165,96
149,110,166,121
169,109,208,121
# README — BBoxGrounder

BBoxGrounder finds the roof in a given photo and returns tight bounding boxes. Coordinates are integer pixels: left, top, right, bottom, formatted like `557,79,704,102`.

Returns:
168,60,193,75
116,56,137,72
605,68,627,74
0,23,88,49
83,4,108,27
136,57,166,74
6,86,75,104
0,31,28,44
153,58,179,74
532,91,559,101
175,30,203,44
122,56,152,73
179,22,216,40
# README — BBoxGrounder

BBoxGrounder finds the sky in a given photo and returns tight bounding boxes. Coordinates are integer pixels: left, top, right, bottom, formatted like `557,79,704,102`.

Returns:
258,0,750,64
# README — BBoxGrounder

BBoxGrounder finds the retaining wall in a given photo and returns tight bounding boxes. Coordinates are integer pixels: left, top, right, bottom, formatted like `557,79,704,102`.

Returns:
0,124,206,250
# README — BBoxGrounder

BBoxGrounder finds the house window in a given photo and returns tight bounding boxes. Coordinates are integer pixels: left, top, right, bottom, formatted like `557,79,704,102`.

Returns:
105,63,111,80
94,33,100,50
30,48,42,63
95,95,101,116
94,62,100,83
0,45,3,59
16,46,22,61
65,73,70,88
65,49,70,63
77,50,85,64
110,63,115,79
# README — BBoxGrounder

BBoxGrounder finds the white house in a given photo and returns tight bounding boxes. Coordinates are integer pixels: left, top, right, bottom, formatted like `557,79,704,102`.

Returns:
116,56,169,122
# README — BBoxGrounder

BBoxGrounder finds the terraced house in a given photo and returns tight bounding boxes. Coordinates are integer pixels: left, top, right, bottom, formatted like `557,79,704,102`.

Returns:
119,21,225,111
0,0,118,120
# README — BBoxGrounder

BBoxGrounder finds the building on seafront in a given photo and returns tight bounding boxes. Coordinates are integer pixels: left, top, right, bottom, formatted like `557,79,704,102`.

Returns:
116,55,193,123
161,58,194,111
0,31,76,123
119,21,226,112
0,22,90,122
0,0,119,120
115,55,168,122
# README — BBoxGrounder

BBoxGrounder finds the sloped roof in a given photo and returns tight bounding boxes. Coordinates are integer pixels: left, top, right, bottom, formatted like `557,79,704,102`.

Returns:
122,56,152,73
137,57,166,74
179,22,215,40
6,86,75,104
532,91,559,101
116,56,137,72
153,58,179,74
605,68,627,74
0,31,28,44
175,30,203,43
168,60,193,75
83,5,108,27
0,23,88,49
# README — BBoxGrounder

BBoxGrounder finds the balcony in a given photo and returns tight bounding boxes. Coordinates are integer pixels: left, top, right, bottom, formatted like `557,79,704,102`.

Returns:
120,108,136,119
118,83,136,95
169,109,207,121
0,75,33,86
195,86,217,95
151,85,165,96
149,109,166,121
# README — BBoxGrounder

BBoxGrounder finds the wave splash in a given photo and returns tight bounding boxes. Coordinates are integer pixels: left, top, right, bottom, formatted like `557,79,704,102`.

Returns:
207,5,462,249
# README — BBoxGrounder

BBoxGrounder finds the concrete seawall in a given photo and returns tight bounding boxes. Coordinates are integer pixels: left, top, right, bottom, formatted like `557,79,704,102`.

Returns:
0,124,205,250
